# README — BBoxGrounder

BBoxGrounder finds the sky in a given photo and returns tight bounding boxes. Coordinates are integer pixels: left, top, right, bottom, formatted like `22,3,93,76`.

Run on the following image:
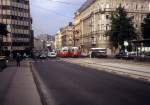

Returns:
30,0,86,36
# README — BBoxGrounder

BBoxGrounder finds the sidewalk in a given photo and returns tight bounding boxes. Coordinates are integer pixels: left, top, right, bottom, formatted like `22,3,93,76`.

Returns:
0,60,42,105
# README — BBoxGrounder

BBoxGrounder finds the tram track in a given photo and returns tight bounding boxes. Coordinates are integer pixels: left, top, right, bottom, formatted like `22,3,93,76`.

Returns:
62,59,150,82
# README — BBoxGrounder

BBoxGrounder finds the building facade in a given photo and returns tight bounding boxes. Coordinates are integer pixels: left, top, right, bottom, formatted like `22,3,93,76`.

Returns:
73,11,81,49
34,38,44,50
55,31,62,49
60,22,74,47
0,0,33,56
79,0,150,54
36,34,55,51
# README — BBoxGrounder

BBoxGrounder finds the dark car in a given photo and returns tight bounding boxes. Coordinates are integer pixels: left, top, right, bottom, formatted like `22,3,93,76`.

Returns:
115,52,129,59
90,48,107,58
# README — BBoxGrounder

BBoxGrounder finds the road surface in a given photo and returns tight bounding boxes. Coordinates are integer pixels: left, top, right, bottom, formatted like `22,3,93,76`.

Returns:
62,58,150,81
33,59,150,105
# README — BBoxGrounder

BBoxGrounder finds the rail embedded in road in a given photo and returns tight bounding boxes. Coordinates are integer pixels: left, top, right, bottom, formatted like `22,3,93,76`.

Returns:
62,58,150,82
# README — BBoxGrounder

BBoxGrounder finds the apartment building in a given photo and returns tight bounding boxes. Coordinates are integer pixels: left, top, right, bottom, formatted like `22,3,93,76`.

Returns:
73,11,81,49
0,0,33,56
79,0,150,54
60,22,74,47
55,31,62,49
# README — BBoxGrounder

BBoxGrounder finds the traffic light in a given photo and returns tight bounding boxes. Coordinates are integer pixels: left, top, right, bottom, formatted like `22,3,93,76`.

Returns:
0,23,8,36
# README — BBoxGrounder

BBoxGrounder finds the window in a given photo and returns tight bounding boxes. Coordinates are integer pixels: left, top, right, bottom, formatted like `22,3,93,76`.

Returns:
106,15,109,19
136,4,138,10
106,4,109,9
141,5,144,10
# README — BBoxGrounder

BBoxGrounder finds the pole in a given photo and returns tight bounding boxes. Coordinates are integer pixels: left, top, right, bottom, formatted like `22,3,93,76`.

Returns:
6,24,12,59
74,31,75,47
10,1,13,60
0,0,3,56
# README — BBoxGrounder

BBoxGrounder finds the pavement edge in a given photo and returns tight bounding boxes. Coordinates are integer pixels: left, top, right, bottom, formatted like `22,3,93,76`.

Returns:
29,62,55,105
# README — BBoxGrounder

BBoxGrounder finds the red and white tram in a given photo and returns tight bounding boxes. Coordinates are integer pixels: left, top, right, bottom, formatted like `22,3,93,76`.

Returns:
69,47,80,57
57,47,70,58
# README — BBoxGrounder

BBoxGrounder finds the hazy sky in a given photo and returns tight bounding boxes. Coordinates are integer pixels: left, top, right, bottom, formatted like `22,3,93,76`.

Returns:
30,0,86,36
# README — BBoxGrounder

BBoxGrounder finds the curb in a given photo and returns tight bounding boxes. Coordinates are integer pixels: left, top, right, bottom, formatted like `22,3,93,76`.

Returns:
29,62,55,105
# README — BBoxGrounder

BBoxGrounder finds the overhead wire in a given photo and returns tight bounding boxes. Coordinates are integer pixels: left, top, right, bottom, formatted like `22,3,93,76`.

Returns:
48,0,80,6
31,3,73,19
30,0,83,34
30,0,83,20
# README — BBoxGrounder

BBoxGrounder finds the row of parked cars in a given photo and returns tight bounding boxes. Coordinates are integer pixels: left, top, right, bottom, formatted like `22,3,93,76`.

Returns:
33,48,150,60
115,51,150,60
33,51,57,59
33,48,107,59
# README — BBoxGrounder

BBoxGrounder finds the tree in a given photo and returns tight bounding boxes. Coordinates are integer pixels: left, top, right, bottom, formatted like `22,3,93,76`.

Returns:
0,23,8,36
106,5,136,50
141,13,150,39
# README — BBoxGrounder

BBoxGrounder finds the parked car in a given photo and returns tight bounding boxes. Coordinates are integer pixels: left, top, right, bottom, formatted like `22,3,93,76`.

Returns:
80,52,89,58
0,56,7,70
115,52,128,59
116,51,137,59
90,48,107,58
40,53,47,59
48,51,57,58
33,51,41,59
128,52,137,59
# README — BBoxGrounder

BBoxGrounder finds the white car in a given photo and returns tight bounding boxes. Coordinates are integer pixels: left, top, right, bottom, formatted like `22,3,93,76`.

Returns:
40,53,47,59
48,52,57,58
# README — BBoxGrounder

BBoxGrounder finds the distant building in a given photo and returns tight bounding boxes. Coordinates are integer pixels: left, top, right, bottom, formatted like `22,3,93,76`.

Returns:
79,0,150,54
36,34,55,51
34,38,44,50
0,0,33,56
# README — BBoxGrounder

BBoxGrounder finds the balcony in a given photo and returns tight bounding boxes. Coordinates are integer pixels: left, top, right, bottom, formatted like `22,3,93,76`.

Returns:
91,41,96,45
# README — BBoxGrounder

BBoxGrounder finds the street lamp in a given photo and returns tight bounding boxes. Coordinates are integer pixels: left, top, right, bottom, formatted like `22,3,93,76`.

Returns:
124,41,129,53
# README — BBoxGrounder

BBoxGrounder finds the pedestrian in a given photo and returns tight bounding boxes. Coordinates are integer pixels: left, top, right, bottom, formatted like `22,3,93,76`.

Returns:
23,53,27,60
16,53,21,67
89,51,92,59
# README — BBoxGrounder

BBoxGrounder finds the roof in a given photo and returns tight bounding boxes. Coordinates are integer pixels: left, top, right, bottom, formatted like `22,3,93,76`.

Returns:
78,0,96,12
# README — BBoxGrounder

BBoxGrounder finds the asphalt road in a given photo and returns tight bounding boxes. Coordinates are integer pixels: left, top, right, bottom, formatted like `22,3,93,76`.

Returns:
33,59,150,105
